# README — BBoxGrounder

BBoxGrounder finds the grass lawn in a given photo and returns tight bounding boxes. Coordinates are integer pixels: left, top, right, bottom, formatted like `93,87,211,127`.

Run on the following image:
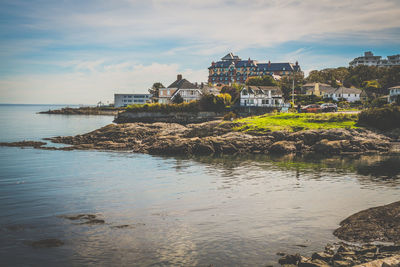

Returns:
233,112,358,132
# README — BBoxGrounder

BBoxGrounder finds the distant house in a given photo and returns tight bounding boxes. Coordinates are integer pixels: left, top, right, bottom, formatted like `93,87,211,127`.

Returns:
158,74,203,104
114,93,152,107
302,83,335,96
388,85,400,103
240,86,284,107
349,51,400,67
323,87,362,102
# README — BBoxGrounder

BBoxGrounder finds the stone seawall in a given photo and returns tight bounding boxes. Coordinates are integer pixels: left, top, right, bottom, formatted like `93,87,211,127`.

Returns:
114,111,223,124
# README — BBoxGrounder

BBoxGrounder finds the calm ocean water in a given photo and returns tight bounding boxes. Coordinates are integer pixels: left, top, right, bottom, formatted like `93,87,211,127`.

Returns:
0,104,399,266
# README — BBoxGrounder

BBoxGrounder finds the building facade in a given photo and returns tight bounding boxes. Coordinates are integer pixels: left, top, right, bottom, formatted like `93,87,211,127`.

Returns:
114,94,152,107
302,83,335,96
158,74,203,104
240,86,284,107
388,85,400,103
349,51,400,67
322,87,362,102
208,53,301,85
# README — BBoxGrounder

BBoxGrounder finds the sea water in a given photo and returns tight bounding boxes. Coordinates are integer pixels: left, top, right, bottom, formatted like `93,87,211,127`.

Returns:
0,104,399,266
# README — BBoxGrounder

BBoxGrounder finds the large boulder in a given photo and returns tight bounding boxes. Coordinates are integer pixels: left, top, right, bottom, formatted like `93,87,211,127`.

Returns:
333,201,400,243
269,141,296,154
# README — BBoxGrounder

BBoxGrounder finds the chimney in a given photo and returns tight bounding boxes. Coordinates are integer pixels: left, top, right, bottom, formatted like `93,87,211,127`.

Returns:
211,61,215,66
268,60,271,68
295,61,298,66
177,74,182,81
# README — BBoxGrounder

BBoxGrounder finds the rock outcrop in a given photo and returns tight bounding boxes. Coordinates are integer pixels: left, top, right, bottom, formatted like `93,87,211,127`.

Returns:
333,201,400,243
42,120,391,156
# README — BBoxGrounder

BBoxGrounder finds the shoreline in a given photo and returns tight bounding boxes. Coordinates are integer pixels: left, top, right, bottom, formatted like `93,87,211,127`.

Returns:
38,106,119,116
0,120,397,155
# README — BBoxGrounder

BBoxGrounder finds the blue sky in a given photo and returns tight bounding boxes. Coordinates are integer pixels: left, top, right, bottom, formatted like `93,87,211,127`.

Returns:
1,0,400,104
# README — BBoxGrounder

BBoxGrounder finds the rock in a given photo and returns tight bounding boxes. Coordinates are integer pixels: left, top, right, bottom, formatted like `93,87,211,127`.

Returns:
312,252,333,262
333,201,400,243
333,260,353,267
269,141,296,154
279,254,301,265
0,141,46,148
30,238,64,248
354,255,400,267
312,139,342,154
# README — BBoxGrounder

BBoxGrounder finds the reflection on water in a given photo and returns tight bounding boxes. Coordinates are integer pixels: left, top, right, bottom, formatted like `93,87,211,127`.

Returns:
1,148,399,266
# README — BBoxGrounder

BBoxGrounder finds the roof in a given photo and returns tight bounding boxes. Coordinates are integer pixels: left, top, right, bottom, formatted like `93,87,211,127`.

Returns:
170,88,202,99
303,82,331,88
167,78,197,89
208,60,299,72
241,86,281,96
389,85,400,90
221,53,241,61
256,63,294,72
334,87,362,94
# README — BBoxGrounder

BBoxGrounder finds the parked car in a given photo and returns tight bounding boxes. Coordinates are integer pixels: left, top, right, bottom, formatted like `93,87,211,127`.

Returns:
321,103,338,112
300,104,322,113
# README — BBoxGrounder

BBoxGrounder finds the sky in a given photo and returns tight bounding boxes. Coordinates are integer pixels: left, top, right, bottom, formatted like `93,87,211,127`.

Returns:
0,0,399,104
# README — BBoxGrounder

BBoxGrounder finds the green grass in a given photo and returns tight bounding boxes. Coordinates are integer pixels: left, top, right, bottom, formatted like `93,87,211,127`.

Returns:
233,112,358,132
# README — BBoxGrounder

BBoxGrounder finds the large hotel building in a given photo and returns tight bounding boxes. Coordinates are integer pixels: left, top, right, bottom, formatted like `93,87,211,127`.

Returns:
208,53,301,85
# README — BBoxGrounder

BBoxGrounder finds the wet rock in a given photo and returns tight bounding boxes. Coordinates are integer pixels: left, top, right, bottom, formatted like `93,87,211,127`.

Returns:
332,260,353,267
279,254,301,265
354,255,400,267
79,219,105,225
0,141,46,148
59,213,105,225
333,201,400,243
312,252,333,262
29,238,64,248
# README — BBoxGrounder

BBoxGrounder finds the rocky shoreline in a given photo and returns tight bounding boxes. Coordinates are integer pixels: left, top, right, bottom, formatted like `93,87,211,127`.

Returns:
39,107,118,116
20,120,393,156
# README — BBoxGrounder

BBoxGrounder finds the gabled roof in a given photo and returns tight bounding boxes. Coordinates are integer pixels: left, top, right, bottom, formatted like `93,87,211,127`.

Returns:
168,78,197,89
241,86,281,96
389,85,400,90
170,88,202,99
334,87,362,94
221,53,241,61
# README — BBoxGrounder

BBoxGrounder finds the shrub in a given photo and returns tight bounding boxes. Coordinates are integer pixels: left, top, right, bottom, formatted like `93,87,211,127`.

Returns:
357,105,400,130
223,111,237,121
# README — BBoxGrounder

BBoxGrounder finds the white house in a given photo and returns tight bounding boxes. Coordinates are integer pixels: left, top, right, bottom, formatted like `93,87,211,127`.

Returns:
114,93,152,107
388,85,400,103
323,87,362,102
349,51,400,67
158,74,202,104
240,86,284,107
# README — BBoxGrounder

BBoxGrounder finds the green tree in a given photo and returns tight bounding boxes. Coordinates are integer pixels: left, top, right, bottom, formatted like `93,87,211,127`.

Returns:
246,75,277,86
279,72,304,100
148,82,165,99
172,93,184,104
220,83,242,104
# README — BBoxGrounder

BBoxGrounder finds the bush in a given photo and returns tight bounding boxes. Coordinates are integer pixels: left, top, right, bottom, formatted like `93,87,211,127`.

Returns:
357,105,400,130
223,111,237,121
126,102,199,113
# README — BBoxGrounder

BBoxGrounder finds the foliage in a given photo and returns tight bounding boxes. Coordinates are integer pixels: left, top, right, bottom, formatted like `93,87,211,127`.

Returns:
217,93,232,107
126,102,199,113
295,95,323,105
279,72,305,100
223,111,237,121
221,83,243,104
358,105,400,130
246,75,277,86
172,93,184,104
198,94,228,112
369,97,388,108
306,66,400,96
234,112,358,132
148,82,165,99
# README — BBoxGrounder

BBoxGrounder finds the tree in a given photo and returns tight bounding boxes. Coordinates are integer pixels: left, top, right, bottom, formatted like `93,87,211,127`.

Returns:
221,83,242,104
246,75,277,86
171,93,183,104
279,72,304,100
148,82,165,99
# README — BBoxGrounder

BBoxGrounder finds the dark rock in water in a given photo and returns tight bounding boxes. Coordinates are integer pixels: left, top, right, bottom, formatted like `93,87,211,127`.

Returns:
59,213,105,225
79,219,105,225
29,239,64,248
0,141,46,148
333,201,400,242
279,254,301,265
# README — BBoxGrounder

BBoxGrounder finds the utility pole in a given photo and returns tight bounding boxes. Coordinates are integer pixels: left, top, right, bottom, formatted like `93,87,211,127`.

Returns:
292,71,295,107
